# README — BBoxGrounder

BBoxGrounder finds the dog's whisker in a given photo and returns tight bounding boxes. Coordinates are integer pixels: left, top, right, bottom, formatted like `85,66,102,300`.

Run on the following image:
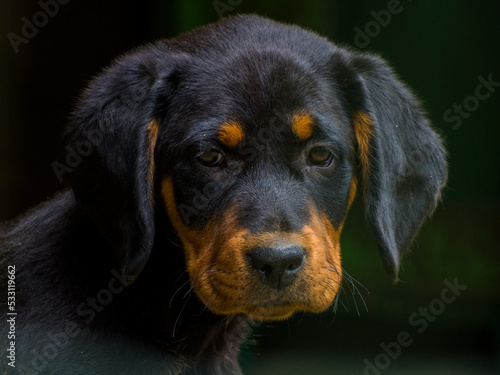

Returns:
179,263,219,300
172,294,192,338
338,269,369,315
342,267,370,295
169,273,191,308
170,263,220,312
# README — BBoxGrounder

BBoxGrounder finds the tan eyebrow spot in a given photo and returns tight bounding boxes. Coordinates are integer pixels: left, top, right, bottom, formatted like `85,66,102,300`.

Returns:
218,121,245,148
291,112,315,141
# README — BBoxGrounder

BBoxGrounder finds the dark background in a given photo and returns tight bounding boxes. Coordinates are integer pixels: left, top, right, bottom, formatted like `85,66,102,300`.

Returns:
0,1,498,374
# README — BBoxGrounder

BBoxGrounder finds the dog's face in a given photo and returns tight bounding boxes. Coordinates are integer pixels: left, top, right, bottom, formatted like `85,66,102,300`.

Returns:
64,15,447,321
159,55,358,319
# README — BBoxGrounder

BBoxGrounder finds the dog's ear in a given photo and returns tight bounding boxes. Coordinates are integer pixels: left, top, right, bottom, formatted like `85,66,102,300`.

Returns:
63,45,178,285
334,51,447,281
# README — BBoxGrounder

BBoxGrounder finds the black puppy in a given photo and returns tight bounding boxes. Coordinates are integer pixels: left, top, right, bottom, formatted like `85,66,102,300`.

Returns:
0,15,447,374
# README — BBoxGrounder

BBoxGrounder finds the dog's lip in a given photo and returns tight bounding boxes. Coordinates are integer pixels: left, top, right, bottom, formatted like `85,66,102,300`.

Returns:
242,291,301,307
244,300,299,312
244,301,301,320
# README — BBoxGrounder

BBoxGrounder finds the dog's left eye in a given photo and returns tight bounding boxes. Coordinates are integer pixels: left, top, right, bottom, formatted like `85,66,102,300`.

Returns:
196,150,225,167
307,147,335,168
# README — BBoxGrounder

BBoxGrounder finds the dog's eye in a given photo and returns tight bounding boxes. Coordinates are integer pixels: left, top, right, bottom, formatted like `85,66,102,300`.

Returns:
308,147,334,167
196,150,224,167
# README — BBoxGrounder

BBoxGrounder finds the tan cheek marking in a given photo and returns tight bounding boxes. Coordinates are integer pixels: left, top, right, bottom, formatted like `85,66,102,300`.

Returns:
161,177,197,249
161,177,209,272
353,111,374,187
218,121,245,148
161,178,247,310
300,205,342,312
291,111,315,141
162,177,241,268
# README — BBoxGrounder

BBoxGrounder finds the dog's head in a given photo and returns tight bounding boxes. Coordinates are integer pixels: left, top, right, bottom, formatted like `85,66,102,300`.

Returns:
64,15,447,320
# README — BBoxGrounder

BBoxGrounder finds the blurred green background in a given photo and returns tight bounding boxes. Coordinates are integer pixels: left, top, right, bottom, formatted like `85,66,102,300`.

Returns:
0,1,498,374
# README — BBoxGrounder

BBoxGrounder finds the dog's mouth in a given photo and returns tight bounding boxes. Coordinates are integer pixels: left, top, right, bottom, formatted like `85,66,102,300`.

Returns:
244,302,302,321
202,226,342,320
191,256,343,320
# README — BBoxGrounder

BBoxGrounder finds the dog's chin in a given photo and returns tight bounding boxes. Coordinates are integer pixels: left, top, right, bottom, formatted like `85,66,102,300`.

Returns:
207,303,299,321
244,304,304,321
202,296,335,321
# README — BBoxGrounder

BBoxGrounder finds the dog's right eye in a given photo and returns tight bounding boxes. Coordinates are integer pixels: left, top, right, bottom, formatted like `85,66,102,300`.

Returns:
196,150,225,167
307,147,335,168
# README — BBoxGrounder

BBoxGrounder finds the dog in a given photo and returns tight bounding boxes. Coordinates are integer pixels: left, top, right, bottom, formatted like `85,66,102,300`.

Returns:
0,14,447,374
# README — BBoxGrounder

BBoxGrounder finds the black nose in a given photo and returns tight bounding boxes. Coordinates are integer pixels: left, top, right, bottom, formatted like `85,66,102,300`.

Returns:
249,246,305,290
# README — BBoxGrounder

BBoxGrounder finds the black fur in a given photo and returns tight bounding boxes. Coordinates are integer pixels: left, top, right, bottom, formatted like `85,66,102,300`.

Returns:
0,15,447,374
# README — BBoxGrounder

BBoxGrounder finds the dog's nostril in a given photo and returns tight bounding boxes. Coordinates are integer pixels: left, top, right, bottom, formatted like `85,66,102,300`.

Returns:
260,265,273,275
287,261,301,271
249,245,305,290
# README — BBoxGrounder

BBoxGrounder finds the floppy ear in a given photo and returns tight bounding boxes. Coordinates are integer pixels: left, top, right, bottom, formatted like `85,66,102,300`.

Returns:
63,45,177,285
335,51,447,281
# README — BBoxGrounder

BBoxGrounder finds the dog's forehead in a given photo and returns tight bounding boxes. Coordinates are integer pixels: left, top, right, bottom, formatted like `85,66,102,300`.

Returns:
173,50,343,145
